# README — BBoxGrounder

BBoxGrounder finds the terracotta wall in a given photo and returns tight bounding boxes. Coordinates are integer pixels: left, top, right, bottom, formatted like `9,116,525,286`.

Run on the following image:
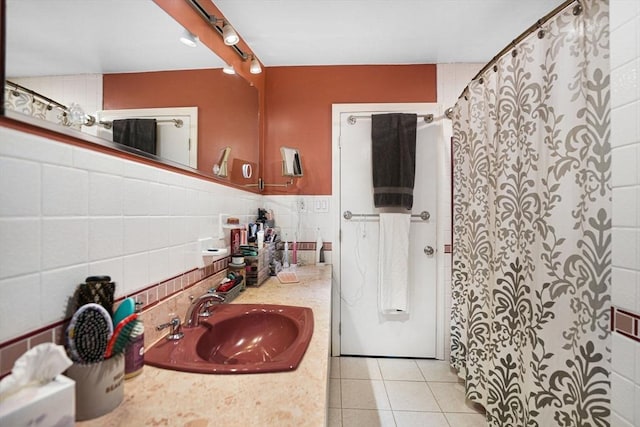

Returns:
103,69,259,179
263,65,437,195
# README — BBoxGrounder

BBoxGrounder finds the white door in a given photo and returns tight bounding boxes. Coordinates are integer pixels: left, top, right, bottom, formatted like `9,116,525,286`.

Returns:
339,109,439,358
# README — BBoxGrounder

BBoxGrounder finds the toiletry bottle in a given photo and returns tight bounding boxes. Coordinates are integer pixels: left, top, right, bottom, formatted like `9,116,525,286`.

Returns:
257,223,265,248
124,300,144,379
283,241,289,268
315,228,323,264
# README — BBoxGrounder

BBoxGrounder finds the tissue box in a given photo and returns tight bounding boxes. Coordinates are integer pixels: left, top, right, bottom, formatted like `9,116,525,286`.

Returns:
0,375,75,427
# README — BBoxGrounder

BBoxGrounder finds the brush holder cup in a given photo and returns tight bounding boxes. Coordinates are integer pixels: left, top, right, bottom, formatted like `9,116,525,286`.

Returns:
65,354,124,421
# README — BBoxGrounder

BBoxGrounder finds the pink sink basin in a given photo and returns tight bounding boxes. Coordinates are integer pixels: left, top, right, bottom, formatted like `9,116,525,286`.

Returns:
145,304,314,374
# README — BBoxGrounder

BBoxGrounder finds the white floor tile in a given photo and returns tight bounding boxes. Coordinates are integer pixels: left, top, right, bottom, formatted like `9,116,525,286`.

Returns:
329,378,341,408
444,412,488,427
342,379,391,410
331,356,341,379
385,380,441,412
342,409,396,427
328,408,342,427
341,357,383,380
429,382,484,413
393,411,450,427
416,359,460,382
378,358,424,381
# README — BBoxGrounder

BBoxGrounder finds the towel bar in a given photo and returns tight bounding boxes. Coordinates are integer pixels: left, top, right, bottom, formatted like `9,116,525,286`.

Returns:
343,210,430,221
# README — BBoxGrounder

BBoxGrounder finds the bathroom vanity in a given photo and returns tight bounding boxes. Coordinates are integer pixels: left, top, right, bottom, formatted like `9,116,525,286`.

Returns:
76,265,332,427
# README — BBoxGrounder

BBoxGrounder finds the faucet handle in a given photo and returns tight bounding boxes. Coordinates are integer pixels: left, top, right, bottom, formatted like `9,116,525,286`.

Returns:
156,316,184,340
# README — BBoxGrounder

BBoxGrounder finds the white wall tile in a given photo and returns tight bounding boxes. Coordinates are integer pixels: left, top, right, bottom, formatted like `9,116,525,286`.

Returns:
169,216,188,246
610,0,640,31
148,249,170,284
123,253,149,296
614,333,637,380
612,228,639,269
0,219,41,279
41,218,88,270
42,165,89,216
40,264,88,323
0,157,40,216
612,145,639,187
88,217,123,261
613,186,639,227
0,127,73,166
612,372,636,422
123,217,150,255
0,274,41,342
122,178,150,216
88,173,123,216
72,147,124,176
149,182,170,216
611,101,639,148
148,217,170,250
168,245,186,278
611,58,639,109
612,19,639,69
613,267,638,311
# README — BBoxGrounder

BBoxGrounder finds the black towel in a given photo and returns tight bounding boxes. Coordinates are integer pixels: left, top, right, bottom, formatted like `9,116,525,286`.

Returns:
112,118,157,155
371,113,417,209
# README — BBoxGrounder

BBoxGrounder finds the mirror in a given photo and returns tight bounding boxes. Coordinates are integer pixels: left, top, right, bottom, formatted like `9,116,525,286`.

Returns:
3,0,260,188
281,147,304,177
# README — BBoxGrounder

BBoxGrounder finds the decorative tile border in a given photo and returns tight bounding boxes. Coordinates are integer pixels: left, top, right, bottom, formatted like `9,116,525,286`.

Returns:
611,306,640,342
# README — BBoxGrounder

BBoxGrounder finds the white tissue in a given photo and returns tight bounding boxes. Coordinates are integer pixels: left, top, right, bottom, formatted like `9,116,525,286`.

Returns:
0,343,72,401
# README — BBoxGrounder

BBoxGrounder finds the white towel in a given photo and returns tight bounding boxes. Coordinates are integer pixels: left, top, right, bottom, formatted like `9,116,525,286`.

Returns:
378,213,411,313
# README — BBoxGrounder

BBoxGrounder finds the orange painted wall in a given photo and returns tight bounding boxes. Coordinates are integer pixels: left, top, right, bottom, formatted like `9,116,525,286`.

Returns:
103,69,259,180
263,65,437,195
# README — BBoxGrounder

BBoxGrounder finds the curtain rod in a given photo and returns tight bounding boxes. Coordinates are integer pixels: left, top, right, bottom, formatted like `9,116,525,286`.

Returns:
5,80,68,111
347,109,454,125
456,0,579,102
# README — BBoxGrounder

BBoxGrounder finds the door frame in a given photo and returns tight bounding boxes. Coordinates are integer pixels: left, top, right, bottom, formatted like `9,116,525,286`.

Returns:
331,103,447,359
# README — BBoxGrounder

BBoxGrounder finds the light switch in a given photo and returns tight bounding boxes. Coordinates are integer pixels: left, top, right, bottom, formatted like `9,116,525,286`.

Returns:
314,198,329,213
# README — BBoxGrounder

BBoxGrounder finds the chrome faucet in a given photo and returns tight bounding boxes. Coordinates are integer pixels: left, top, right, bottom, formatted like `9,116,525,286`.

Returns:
185,293,225,328
156,316,184,340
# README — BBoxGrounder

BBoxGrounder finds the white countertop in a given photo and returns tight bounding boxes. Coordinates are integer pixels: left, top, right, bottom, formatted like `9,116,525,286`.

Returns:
77,265,332,427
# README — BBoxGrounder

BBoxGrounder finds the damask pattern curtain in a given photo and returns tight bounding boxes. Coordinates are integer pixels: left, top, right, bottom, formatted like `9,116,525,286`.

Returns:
3,87,69,126
451,0,610,425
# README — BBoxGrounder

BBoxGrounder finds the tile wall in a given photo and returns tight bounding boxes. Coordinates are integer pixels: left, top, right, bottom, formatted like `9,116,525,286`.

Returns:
0,125,261,374
610,0,640,425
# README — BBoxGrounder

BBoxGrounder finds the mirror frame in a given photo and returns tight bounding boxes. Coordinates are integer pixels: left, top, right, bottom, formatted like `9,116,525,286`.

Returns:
0,0,266,193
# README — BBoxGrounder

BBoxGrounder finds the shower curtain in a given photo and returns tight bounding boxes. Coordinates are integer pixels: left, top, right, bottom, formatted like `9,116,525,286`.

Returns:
451,0,610,425
4,86,71,127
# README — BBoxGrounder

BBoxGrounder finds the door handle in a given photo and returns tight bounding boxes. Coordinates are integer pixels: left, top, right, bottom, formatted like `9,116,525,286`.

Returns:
424,246,435,256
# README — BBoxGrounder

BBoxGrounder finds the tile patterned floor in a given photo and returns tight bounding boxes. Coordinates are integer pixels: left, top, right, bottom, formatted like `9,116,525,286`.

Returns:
329,357,487,427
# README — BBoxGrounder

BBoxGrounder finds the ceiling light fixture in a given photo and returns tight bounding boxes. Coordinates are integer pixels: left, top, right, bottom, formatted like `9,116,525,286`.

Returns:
249,55,262,74
179,30,199,48
222,64,236,75
222,22,239,46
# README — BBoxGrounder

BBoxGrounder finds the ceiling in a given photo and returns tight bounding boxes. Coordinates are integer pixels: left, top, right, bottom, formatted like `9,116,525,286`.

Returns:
5,0,566,77
213,0,565,66
5,0,226,77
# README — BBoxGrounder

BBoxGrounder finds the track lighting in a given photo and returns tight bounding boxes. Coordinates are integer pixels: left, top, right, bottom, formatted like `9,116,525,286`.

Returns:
222,64,236,75
249,55,262,74
222,22,239,45
179,30,199,48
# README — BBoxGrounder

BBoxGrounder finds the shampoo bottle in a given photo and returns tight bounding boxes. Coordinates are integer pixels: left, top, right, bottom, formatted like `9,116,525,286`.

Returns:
315,229,323,265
